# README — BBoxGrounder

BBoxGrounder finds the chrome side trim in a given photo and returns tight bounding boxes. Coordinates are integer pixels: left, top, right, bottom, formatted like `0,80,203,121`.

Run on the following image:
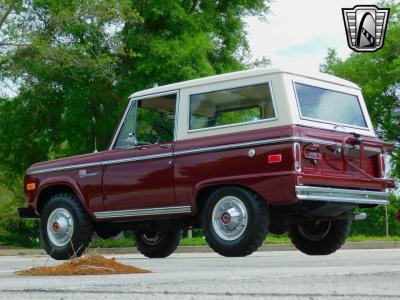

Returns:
174,137,299,156
29,153,173,175
295,185,390,205
29,162,103,175
28,136,383,175
94,205,192,219
102,153,172,166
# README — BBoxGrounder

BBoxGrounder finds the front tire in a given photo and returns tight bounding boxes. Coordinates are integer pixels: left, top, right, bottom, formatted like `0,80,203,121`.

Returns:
134,228,182,258
40,193,93,260
202,187,270,257
289,215,352,255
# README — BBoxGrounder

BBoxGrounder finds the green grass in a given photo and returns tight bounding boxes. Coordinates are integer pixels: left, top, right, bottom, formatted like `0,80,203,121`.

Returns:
180,236,207,246
90,238,135,248
89,234,400,248
264,234,291,244
347,235,400,242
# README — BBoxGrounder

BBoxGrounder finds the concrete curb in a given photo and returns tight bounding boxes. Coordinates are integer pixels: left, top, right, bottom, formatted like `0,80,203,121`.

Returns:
1,241,399,256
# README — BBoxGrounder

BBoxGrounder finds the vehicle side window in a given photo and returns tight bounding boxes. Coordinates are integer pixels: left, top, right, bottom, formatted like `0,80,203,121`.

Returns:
114,94,177,149
189,83,275,130
136,96,176,144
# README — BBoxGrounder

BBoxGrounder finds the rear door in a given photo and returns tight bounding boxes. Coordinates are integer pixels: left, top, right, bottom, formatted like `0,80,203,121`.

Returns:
299,127,382,179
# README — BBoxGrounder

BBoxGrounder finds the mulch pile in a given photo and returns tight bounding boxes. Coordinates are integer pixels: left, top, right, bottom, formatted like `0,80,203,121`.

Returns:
16,255,151,276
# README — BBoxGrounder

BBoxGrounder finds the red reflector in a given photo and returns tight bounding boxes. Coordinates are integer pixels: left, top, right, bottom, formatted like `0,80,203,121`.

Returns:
396,212,400,222
268,154,282,164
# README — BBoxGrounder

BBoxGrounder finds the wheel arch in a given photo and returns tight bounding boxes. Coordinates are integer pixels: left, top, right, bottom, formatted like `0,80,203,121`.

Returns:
36,182,89,216
194,184,266,215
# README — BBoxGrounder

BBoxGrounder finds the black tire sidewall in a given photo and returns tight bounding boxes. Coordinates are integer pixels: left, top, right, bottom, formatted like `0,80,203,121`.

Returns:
134,228,182,258
40,194,91,260
289,217,351,255
202,187,266,255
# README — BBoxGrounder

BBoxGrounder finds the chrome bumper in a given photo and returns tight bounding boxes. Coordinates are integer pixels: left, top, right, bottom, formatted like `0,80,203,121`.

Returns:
295,185,390,205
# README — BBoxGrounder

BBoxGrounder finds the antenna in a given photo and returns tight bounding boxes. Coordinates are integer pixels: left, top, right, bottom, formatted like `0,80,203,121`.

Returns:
94,137,98,153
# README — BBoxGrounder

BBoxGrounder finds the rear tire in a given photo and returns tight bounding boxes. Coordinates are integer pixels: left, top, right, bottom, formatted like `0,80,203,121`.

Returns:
134,228,182,258
40,193,93,260
289,215,352,255
202,186,270,257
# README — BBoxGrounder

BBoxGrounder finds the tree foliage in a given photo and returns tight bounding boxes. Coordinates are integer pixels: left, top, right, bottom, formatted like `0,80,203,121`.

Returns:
0,0,270,181
0,0,270,246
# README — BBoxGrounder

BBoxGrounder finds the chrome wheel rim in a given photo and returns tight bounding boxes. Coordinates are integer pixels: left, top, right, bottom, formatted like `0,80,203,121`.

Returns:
47,208,74,247
212,196,248,241
298,220,331,241
142,232,162,245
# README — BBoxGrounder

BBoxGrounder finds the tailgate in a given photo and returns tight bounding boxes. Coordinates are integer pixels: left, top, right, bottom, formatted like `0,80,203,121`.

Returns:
299,127,392,184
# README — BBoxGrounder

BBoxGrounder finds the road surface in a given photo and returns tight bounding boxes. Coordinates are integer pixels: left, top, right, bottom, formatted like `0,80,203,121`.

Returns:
0,249,400,299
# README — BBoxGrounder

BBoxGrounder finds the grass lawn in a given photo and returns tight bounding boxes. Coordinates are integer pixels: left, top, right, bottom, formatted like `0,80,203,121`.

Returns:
88,234,400,248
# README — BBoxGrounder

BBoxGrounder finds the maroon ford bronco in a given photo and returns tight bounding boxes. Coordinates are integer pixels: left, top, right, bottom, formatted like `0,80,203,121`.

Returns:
19,68,396,260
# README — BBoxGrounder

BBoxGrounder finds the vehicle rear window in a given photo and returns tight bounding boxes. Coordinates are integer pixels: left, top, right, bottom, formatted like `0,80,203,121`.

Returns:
189,83,276,130
295,83,367,128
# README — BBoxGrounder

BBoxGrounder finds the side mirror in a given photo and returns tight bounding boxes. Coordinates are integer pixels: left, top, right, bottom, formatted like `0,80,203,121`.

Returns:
126,133,138,149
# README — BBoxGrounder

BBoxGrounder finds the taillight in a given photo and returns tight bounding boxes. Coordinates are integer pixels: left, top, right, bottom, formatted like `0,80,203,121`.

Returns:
293,143,301,172
379,154,386,178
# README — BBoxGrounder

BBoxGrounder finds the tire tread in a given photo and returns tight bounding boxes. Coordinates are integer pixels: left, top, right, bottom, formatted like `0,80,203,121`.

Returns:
289,215,352,255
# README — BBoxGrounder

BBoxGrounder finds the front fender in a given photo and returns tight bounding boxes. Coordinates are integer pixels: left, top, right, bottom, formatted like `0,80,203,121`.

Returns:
34,176,91,217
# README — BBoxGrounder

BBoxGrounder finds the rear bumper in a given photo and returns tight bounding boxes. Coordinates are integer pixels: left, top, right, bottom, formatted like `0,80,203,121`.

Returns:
295,185,390,205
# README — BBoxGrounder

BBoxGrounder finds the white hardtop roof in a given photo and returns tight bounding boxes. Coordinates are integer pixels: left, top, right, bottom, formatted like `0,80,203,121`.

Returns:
130,67,360,98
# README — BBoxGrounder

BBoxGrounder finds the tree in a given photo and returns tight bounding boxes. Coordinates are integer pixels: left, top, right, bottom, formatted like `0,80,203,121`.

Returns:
0,0,270,179
0,0,271,246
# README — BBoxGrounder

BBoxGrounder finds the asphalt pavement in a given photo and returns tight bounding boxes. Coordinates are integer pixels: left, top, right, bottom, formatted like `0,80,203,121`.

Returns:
0,249,400,299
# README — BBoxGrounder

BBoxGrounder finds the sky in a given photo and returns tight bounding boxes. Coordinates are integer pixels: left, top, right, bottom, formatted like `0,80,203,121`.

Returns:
246,0,377,72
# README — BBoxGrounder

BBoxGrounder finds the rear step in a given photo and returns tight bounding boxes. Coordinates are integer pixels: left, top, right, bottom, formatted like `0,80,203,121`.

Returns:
295,185,390,205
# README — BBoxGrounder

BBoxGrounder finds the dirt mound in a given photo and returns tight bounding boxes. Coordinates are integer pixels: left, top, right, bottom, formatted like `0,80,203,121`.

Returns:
16,255,151,276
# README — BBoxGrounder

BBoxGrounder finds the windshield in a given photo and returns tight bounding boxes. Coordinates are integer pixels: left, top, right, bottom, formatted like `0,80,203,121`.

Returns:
295,83,367,128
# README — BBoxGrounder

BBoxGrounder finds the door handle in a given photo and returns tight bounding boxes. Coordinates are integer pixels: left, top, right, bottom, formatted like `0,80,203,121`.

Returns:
159,143,172,149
